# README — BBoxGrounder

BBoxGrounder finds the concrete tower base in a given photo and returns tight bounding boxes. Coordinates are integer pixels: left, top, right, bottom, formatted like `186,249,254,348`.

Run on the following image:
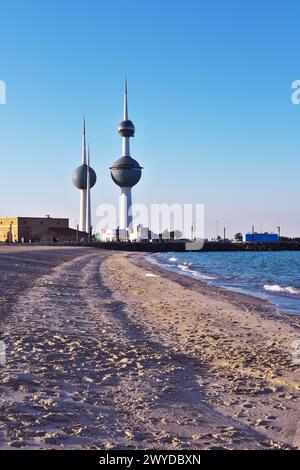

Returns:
80,189,87,232
119,186,132,233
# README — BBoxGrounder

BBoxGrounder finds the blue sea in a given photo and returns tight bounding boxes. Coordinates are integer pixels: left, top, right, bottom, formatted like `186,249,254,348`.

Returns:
149,251,300,315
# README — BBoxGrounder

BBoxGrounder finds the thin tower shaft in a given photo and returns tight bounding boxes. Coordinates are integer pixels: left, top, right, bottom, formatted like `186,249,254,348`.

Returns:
86,145,91,236
79,118,87,232
82,116,86,164
122,79,130,157
124,78,128,120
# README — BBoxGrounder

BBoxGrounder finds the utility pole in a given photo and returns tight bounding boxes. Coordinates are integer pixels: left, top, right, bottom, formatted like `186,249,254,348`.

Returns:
277,226,281,240
88,225,92,244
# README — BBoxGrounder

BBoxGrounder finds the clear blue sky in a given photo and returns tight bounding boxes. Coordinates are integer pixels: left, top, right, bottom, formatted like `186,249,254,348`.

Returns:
0,0,299,238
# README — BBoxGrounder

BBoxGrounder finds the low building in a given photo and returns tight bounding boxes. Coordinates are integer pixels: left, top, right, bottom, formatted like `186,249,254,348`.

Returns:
0,216,86,243
97,228,119,242
98,225,151,242
47,227,88,243
243,233,279,243
129,225,150,242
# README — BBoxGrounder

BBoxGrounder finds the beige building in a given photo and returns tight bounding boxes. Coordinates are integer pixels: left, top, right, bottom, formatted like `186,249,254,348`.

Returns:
0,216,71,243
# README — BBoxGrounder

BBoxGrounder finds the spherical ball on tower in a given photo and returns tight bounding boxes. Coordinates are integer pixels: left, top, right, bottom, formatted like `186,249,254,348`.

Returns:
110,156,142,188
72,164,97,190
118,120,135,138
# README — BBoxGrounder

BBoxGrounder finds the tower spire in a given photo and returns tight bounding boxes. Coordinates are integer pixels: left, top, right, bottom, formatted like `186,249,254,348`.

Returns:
86,144,91,236
124,78,128,120
121,79,133,156
82,116,86,164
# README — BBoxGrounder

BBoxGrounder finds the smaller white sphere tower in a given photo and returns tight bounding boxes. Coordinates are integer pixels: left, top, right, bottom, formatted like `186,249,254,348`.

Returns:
110,80,142,238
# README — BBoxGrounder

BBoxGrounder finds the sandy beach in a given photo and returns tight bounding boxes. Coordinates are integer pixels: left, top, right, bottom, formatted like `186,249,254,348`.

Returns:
0,246,300,449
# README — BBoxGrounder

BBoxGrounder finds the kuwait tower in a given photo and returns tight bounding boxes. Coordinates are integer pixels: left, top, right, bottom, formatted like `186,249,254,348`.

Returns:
72,119,97,233
110,80,142,238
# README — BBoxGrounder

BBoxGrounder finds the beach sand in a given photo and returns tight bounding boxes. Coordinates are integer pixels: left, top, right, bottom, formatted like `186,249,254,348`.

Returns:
0,246,300,449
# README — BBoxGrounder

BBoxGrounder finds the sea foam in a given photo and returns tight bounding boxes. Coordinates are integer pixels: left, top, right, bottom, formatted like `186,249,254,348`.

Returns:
264,284,300,295
177,264,215,280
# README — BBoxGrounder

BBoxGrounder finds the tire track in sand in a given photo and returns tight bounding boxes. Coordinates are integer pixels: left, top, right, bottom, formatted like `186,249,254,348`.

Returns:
0,251,119,448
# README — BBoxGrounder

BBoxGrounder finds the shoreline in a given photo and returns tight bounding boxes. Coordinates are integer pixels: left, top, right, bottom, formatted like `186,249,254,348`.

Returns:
135,253,300,354
145,252,300,318
142,253,283,320
139,251,300,346
102,252,300,449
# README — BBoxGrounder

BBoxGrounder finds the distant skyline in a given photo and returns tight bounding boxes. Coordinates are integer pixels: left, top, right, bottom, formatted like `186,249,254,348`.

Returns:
0,0,300,239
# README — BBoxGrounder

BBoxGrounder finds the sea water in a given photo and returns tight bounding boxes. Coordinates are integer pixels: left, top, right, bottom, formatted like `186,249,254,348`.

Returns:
149,251,300,315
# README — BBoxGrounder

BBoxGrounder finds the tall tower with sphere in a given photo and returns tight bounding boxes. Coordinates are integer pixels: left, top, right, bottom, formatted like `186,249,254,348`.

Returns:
72,119,97,233
110,80,142,238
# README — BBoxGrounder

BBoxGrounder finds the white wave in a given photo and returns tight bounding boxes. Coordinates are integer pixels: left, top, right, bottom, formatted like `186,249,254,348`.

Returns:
146,255,214,280
264,284,300,295
177,264,215,280
177,263,188,270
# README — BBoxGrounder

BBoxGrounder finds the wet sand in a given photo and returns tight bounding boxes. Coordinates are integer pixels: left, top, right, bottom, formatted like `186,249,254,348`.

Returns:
0,246,300,449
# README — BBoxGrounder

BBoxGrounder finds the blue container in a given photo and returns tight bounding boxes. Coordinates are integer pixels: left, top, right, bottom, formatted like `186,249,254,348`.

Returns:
243,233,279,243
